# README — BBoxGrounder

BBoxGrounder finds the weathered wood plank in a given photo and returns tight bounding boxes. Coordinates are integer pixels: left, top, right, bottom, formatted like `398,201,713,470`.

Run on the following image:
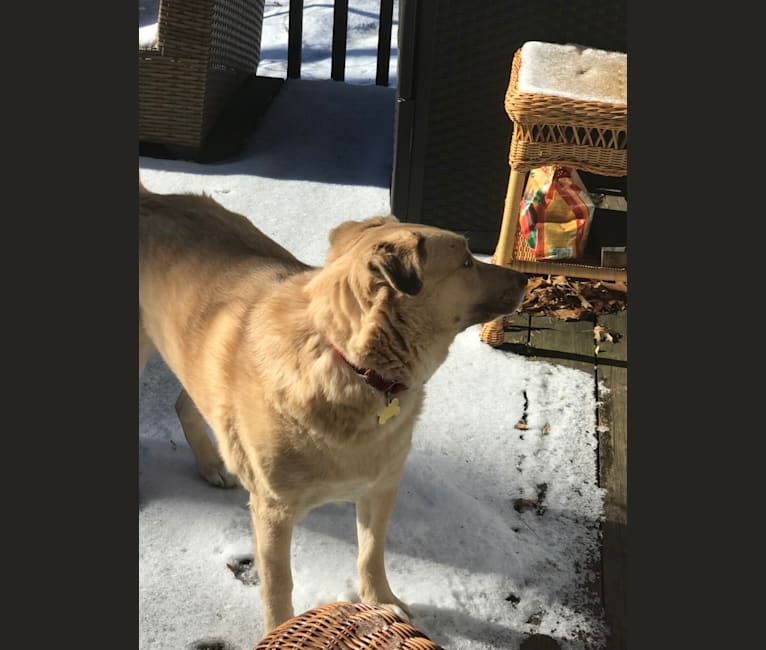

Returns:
527,316,597,376
501,311,530,355
526,315,600,630
596,310,627,650
594,310,627,365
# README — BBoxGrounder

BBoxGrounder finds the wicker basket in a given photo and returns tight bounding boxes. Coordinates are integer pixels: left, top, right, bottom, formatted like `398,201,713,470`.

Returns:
254,602,445,650
139,0,266,153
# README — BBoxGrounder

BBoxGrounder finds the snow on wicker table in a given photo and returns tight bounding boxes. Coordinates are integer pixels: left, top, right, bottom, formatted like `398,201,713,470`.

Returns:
516,41,626,105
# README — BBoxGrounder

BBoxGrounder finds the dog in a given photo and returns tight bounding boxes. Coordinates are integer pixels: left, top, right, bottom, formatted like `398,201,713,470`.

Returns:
138,176,527,631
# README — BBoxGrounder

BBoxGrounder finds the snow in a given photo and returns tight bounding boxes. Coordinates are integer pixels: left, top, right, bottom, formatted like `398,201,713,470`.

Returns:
517,41,627,105
138,0,159,49
139,4,607,649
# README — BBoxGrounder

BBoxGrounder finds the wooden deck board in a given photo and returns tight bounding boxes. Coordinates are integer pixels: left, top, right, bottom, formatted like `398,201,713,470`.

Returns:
491,307,627,649
528,316,597,375
526,316,603,631
502,311,531,354
595,310,628,650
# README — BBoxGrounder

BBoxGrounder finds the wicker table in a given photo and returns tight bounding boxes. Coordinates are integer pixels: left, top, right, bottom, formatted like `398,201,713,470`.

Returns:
481,42,627,346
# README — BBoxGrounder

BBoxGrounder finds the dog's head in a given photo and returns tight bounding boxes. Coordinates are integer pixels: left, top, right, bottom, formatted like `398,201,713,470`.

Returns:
325,216,528,332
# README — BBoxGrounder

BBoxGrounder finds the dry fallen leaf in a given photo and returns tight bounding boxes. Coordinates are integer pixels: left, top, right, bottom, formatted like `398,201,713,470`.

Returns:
526,276,547,292
542,423,551,435
601,281,628,293
593,324,614,343
514,420,529,430
516,274,626,321
552,307,582,321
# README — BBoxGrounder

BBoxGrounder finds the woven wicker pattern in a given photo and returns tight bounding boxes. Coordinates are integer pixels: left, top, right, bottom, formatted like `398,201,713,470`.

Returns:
505,49,627,176
139,0,265,151
254,602,445,650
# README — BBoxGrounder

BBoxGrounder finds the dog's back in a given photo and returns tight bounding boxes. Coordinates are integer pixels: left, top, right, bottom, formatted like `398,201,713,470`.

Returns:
138,178,311,393
139,186,303,267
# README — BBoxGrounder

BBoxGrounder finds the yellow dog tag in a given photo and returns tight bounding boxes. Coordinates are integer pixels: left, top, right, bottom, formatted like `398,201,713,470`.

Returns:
377,398,400,424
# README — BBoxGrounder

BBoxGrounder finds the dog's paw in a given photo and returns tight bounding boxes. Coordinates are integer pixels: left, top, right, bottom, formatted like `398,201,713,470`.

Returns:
376,600,412,622
198,461,239,488
360,593,412,622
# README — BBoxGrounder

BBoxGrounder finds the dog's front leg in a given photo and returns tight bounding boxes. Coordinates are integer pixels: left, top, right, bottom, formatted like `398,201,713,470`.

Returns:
249,494,296,632
355,481,412,621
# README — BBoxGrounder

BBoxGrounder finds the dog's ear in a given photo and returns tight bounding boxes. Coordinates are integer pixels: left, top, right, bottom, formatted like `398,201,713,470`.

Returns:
368,233,426,296
328,216,399,250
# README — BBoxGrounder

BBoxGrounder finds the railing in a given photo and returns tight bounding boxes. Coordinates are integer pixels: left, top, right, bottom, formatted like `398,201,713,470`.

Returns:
285,0,396,86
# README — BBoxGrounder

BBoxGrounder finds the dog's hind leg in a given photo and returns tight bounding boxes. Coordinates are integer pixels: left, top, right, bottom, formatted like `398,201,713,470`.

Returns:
175,388,238,488
355,480,412,621
139,315,155,378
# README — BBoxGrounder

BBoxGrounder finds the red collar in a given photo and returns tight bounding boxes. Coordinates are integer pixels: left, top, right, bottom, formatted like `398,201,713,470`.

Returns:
331,344,408,400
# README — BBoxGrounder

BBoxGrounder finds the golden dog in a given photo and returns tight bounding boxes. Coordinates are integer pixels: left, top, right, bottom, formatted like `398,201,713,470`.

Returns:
138,176,527,631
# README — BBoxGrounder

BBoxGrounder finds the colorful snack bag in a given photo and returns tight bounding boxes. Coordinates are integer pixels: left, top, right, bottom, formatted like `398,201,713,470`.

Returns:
519,165,595,260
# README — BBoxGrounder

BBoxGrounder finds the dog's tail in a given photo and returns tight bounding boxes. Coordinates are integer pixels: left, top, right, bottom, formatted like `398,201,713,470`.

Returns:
139,171,150,194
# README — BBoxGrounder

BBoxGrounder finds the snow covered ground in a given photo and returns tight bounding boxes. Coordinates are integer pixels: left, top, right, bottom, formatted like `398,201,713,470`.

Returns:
139,77,606,649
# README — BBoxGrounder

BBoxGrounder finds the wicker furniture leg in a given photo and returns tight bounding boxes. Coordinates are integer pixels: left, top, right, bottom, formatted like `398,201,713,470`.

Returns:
479,168,528,346
494,168,527,267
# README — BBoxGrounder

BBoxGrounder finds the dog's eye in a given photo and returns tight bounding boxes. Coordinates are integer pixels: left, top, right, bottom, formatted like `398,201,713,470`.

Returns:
463,258,473,269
